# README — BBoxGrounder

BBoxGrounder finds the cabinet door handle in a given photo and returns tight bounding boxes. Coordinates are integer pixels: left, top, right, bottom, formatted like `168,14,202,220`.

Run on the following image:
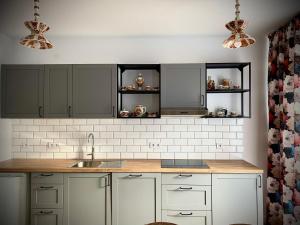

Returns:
177,186,193,191
204,190,207,205
39,186,54,189
39,210,53,214
201,95,205,106
179,212,193,216
112,106,115,117
127,174,142,178
38,106,43,117
258,175,262,188
40,173,54,177
178,174,192,178
68,106,72,117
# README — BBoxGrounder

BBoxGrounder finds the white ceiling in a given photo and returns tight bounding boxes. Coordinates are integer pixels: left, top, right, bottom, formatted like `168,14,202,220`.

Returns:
0,0,299,38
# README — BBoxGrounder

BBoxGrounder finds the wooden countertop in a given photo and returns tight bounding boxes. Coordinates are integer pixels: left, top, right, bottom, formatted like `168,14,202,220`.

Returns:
0,159,263,174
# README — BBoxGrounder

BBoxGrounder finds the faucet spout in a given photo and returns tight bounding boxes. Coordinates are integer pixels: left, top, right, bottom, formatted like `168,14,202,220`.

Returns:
87,133,95,160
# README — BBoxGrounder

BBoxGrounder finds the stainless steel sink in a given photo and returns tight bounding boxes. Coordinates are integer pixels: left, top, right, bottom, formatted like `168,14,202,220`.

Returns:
71,160,123,168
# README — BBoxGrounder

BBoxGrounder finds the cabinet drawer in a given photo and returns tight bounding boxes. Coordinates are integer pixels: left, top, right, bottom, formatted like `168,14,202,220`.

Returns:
31,184,63,208
162,185,211,210
162,174,211,185
162,210,211,225
31,209,63,225
31,173,63,184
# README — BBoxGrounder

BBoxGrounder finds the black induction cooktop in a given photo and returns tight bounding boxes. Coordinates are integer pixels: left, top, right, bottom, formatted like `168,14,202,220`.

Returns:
161,159,209,168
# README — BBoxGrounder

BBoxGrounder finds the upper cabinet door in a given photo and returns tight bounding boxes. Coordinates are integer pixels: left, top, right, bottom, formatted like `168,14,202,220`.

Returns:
161,64,206,112
72,65,117,118
1,65,44,118
44,65,72,118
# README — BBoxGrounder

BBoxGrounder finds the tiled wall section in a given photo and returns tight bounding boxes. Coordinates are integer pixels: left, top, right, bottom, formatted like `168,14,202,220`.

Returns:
11,118,244,160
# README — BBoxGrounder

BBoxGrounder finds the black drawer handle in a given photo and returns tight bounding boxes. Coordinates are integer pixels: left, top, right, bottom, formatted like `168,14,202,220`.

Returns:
39,210,53,214
39,186,54,189
179,212,193,216
128,174,142,178
178,174,192,178
177,187,193,190
38,106,43,118
40,173,54,177
180,111,189,114
68,106,72,118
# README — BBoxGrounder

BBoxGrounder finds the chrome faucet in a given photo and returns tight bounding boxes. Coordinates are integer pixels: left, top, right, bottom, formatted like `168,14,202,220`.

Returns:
87,133,95,160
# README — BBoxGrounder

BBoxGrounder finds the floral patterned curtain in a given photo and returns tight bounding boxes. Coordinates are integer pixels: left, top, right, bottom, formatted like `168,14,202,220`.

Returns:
268,14,300,225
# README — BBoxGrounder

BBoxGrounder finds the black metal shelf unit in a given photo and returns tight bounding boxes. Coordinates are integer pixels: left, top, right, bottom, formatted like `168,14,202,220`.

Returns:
206,62,251,118
117,64,161,118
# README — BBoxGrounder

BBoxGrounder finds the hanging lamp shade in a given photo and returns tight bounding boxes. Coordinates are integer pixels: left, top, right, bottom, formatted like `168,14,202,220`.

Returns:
223,0,255,48
20,0,53,49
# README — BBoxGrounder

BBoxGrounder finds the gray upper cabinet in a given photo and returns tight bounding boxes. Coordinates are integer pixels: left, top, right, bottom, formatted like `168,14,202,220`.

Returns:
161,64,206,115
72,65,117,118
44,65,72,118
1,65,44,118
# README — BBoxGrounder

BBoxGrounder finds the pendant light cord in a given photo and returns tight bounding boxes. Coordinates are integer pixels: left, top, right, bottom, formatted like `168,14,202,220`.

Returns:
34,0,40,21
235,0,240,20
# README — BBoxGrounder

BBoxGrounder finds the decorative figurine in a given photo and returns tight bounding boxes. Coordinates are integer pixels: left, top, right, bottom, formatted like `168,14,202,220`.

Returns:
207,76,215,90
135,73,145,89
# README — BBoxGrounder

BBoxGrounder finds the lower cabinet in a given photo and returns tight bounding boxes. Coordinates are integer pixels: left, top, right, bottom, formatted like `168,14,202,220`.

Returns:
28,172,263,225
162,210,211,225
31,209,63,225
112,173,161,225
212,174,263,225
63,173,111,225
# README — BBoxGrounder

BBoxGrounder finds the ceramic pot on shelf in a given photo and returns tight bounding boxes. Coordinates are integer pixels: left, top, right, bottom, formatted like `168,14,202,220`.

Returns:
134,105,146,117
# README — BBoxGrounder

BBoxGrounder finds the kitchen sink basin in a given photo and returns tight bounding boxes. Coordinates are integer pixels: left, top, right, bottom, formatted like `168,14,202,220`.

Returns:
71,160,123,168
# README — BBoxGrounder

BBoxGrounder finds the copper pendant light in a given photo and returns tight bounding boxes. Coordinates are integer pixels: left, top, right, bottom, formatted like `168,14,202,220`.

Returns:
223,0,255,48
19,0,53,49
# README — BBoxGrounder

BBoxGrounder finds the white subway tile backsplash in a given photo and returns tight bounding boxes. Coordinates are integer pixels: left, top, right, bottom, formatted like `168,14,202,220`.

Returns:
114,132,127,139
133,125,147,132
161,125,173,131
11,118,244,160
134,153,147,159
167,118,181,124
175,153,188,159
230,126,243,132
167,132,180,138
223,119,236,125
188,153,202,159
208,118,222,125
181,132,195,139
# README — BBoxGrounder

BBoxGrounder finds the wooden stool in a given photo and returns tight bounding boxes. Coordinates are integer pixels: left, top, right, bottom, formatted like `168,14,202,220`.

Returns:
146,223,177,225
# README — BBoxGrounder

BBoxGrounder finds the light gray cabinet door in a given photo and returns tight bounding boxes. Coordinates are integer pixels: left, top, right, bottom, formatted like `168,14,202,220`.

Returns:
161,64,206,113
31,184,63,209
112,173,161,225
44,65,72,118
72,65,117,118
31,209,63,225
1,65,44,118
212,174,263,225
63,173,111,225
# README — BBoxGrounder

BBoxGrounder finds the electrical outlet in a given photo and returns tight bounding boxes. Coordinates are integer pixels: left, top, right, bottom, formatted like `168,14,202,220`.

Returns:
215,142,222,150
148,142,160,150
